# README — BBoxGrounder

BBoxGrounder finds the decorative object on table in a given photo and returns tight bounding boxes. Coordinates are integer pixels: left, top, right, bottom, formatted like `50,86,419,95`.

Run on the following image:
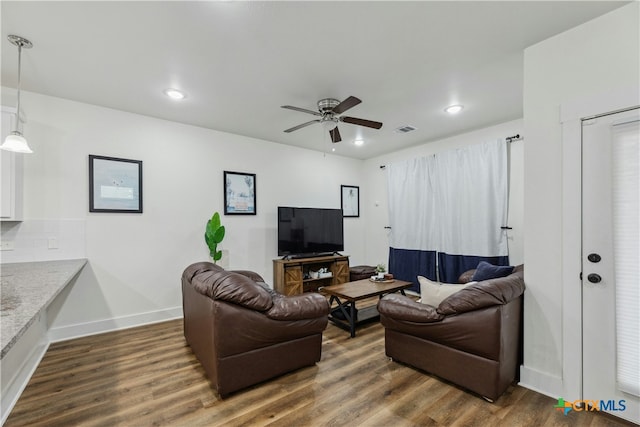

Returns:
375,263,386,279
1,35,33,154
341,185,359,217
89,155,142,213
205,211,225,263
369,277,395,283
224,171,256,215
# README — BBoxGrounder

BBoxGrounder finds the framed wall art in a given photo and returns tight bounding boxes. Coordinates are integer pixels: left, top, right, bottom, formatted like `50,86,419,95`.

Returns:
89,155,142,213
224,171,256,215
341,185,359,217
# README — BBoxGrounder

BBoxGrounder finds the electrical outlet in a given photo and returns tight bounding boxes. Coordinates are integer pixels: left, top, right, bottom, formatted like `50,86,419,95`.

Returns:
1,241,15,251
48,237,58,249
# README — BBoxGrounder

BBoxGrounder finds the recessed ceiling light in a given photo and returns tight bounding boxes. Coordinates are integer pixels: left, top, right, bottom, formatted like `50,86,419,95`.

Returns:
445,104,464,114
163,88,186,100
354,139,364,146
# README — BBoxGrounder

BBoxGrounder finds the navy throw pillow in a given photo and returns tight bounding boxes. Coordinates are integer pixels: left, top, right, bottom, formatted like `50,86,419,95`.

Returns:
471,261,514,282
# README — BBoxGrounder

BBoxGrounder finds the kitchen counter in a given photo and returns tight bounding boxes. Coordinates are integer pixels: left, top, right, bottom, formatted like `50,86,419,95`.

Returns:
1,259,87,358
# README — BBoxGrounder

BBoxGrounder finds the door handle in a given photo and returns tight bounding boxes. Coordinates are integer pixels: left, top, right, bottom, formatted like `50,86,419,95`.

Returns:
587,273,602,283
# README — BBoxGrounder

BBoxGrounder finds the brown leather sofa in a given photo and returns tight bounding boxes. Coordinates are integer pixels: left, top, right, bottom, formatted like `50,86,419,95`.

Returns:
182,262,330,397
378,265,524,401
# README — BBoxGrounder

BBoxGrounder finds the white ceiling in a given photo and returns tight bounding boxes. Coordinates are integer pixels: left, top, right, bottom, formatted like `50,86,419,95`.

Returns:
1,1,629,159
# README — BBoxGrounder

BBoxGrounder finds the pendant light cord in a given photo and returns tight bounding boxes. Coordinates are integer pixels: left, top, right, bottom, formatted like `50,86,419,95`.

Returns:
15,42,22,132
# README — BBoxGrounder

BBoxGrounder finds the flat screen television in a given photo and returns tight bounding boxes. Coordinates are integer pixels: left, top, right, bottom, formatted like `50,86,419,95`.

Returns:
278,207,344,257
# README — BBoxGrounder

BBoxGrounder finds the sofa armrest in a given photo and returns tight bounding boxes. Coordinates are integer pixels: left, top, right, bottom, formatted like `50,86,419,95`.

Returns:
378,294,444,323
266,293,330,321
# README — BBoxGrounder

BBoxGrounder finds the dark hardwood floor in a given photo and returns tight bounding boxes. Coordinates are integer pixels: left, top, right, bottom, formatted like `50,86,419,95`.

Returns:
5,316,631,426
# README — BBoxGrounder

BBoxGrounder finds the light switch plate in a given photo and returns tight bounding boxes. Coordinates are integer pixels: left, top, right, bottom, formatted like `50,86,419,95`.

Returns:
0,241,15,251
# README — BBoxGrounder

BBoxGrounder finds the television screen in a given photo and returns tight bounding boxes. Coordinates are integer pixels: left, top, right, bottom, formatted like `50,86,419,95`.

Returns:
278,207,344,257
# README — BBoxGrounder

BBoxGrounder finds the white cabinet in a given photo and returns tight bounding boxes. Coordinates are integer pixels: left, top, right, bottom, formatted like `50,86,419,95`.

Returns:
1,106,24,221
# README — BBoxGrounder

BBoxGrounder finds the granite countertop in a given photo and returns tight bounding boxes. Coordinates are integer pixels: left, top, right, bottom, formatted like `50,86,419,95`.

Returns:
1,259,87,358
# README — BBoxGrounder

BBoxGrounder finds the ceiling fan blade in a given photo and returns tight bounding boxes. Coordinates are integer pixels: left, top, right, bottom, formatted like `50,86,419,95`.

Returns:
329,126,342,143
332,96,361,114
284,119,321,133
281,105,322,116
340,116,383,129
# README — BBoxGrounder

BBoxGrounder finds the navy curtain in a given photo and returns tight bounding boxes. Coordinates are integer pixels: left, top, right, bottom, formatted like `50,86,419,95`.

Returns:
389,248,437,292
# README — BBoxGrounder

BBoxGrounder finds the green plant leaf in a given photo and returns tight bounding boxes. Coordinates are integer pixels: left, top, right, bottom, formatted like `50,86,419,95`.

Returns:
205,211,225,258
211,212,221,230
213,226,225,243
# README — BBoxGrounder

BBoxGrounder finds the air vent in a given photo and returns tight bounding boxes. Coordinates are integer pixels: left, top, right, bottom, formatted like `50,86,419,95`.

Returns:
394,125,417,133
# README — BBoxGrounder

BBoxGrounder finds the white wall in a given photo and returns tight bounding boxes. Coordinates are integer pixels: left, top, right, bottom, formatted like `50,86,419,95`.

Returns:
362,119,524,271
521,2,639,397
1,90,367,339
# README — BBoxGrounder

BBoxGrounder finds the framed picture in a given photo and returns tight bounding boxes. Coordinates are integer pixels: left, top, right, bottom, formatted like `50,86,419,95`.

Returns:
341,185,359,217
89,155,142,213
224,171,256,215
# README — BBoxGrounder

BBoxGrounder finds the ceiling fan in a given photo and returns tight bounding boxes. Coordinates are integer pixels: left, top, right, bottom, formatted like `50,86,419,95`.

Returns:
281,96,383,143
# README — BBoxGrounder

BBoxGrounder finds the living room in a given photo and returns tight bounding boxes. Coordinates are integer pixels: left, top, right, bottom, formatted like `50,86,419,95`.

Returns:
1,1,638,425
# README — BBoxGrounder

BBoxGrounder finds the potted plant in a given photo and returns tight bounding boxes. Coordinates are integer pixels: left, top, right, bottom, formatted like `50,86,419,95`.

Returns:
205,212,225,263
375,263,386,279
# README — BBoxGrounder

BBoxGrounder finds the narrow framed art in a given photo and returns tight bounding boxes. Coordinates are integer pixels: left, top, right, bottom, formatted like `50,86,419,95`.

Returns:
224,171,256,215
89,155,143,213
341,185,359,217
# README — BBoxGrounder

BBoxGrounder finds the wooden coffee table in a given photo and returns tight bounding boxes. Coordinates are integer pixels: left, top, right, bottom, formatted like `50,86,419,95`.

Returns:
320,279,412,338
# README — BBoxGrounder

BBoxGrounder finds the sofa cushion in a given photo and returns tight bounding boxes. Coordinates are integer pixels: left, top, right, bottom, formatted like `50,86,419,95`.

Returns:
471,261,514,282
418,276,475,307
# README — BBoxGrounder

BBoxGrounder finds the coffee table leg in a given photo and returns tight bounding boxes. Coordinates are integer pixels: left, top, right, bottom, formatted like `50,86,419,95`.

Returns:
349,301,356,338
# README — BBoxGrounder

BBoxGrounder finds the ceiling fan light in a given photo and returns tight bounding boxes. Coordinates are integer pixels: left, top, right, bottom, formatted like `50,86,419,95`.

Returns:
321,120,337,131
1,131,33,153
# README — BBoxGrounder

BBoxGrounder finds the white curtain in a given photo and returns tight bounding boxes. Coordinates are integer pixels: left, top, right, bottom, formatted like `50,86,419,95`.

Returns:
612,118,640,397
387,139,509,284
435,140,508,258
387,156,438,252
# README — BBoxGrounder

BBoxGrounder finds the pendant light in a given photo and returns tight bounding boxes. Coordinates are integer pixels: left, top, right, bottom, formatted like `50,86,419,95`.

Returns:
1,35,33,154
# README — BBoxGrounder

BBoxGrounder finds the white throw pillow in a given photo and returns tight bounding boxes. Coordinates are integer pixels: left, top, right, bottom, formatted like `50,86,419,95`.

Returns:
417,276,476,307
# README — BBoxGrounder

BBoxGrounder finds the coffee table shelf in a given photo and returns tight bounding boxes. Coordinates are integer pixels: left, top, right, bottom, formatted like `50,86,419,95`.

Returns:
321,278,412,338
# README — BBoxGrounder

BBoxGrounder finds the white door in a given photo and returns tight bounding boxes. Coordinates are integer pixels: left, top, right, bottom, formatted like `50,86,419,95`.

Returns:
582,107,639,424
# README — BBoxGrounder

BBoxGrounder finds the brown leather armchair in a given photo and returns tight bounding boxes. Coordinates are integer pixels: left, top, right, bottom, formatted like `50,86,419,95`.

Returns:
182,262,330,397
378,265,524,401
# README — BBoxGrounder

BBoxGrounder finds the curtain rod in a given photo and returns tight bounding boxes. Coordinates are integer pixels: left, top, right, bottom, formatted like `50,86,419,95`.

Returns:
380,134,524,169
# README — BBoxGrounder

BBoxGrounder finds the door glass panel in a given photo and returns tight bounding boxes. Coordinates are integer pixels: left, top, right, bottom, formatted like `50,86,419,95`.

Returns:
612,119,640,397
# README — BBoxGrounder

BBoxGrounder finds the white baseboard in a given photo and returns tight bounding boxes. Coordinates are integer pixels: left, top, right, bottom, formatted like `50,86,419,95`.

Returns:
48,306,183,343
519,365,564,399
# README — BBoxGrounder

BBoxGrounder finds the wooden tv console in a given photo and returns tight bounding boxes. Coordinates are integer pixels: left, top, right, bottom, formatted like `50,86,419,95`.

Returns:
273,255,350,296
